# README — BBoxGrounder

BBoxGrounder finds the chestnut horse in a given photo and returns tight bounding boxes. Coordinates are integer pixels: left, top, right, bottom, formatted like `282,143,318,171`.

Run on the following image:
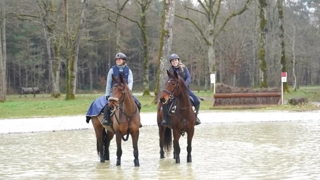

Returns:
90,73,140,167
157,70,195,163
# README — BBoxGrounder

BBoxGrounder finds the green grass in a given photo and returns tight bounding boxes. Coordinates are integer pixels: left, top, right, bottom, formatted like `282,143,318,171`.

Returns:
0,86,319,119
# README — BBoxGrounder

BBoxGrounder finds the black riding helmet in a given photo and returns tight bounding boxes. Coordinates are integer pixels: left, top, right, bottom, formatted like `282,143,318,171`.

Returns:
114,52,127,60
168,53,179,63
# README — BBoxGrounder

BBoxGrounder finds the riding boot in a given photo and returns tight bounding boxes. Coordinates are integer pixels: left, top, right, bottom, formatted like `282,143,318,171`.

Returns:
137,104,143,128
161,104,169,126
102,106,111,126
194,104,201,125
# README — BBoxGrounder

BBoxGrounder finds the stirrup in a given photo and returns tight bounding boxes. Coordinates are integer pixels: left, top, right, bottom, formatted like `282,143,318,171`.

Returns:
195,118,201,126
161,120,168,126
102,117,111,126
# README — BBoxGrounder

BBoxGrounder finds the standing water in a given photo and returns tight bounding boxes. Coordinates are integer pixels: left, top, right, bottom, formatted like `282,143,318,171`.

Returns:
1,121,320,180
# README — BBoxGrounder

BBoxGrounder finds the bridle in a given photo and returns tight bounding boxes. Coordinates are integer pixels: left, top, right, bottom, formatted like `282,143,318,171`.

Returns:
162,78,191,112
109,82,138,141
162,78,180,102
112,82,138,122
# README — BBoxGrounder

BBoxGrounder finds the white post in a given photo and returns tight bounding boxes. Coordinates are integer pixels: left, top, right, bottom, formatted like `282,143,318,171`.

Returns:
281,72,287,105
281,81,283,105
210,74,216,104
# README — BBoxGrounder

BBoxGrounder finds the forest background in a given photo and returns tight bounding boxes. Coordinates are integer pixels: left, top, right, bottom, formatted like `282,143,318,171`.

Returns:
0,0,319,102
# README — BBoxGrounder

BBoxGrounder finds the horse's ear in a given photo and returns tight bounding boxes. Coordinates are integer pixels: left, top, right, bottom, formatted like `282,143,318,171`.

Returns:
119,73,125,84
173,70,179,79
112,74,117,82
166,70,171,77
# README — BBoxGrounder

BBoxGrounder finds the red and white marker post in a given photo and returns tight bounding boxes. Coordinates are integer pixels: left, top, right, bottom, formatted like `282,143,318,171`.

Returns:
281,72,287,105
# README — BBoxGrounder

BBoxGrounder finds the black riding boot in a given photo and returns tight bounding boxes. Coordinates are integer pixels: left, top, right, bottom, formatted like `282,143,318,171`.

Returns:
194,104,201,125
102,105,111,126
161,104,169,126
137,105,143,128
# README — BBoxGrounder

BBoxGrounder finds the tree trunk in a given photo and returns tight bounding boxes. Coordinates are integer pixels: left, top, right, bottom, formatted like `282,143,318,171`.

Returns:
72,0,87,95
36,0,61,98
0,0,6,102
0,27,4,102
154,0,175,102
138,0,151,96
52,37,62,97
277,0,289,92
66,0,87,100
258,0,268,88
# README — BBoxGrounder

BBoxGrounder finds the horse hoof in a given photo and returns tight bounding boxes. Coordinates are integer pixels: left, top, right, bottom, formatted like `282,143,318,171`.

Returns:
134,159,140,167
187,156,192,163
176,158,180,164
160,152,164,158
100,156,105,163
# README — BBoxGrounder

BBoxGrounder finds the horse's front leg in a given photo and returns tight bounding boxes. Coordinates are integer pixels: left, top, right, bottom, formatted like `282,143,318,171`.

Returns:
173,130,181,163
105,130,114,161
186,127,194,163
116,131,122,166
131,130,140,167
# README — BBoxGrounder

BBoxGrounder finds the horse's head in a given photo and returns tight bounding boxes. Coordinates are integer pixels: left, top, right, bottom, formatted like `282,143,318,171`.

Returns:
159,70,183,104
108,73,127,108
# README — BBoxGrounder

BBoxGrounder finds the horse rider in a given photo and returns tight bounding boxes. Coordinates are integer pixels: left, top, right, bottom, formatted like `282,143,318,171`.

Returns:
161,53,201,126
102,52,142,127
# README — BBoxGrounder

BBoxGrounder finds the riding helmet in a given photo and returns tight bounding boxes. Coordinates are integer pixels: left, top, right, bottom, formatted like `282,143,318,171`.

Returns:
114,52,127,60
168,53,180,63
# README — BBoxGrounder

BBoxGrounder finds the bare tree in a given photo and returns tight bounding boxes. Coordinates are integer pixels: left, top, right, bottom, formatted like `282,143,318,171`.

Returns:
175,0,252,90
277,0,289,92
97,0,152,96
35,0,63,98
154,0,175,102
65,0,88,100
258,0,268,87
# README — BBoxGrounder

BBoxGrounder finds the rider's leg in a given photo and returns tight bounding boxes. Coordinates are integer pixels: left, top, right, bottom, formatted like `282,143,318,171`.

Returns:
188,90,201,125
132,95,143,128
161,103,169,126
194,103,201,125
102,105,111,126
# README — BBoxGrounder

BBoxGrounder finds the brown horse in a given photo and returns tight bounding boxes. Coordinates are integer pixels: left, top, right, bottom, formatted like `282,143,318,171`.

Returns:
157,70,195,163
90,73,140,167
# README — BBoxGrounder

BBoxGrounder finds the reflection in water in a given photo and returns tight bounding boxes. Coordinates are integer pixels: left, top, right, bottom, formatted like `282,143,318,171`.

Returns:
1,121,320,179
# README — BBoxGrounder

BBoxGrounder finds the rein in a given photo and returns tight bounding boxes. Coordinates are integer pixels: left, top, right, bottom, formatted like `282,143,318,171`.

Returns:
110,84,138,141
162,78,191,110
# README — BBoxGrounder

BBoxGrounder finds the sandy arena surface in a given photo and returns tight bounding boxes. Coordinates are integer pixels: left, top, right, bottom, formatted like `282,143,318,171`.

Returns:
1,110,320,134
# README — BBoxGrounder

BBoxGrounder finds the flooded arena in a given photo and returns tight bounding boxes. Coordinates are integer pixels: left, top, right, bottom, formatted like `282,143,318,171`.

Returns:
1,111,320,179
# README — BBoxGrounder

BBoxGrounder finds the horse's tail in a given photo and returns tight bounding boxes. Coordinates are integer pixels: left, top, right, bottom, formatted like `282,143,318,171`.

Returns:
164,127,172,152
102,129,107,156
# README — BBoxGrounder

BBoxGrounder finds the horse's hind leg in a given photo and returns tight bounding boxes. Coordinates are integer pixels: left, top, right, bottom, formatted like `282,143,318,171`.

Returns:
131,130,140,167
186,128,194,163
92,117,105,162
